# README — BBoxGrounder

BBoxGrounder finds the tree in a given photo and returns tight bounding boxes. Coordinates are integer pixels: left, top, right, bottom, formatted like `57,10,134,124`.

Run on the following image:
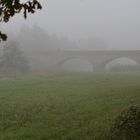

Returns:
0,41,29,74
0,0,42,42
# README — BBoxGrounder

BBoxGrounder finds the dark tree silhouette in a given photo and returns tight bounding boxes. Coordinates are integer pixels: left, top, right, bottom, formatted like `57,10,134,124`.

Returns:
0,0,42,42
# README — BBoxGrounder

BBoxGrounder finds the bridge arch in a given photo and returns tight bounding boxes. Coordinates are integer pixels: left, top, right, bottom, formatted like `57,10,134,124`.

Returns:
57,57,94,72
104,57,140,72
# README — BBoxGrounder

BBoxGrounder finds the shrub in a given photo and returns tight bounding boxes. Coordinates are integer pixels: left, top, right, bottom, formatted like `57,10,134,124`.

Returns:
109,105,140,140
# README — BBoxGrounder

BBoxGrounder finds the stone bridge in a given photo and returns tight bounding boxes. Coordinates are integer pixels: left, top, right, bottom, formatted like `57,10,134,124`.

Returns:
29,50,140,72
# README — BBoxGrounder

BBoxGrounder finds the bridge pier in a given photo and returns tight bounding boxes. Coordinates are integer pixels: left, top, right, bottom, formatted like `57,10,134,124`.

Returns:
93,64,106,73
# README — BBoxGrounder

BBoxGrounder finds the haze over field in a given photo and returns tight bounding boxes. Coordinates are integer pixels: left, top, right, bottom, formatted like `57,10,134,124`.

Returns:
1,0,140,73
2,0,140,50
0,1,140,139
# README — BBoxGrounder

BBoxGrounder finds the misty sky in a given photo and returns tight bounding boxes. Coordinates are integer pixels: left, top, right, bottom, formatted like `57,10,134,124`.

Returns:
2,0,140,50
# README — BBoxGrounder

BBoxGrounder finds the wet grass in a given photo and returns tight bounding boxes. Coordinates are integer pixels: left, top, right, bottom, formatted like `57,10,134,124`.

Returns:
0,73,140,140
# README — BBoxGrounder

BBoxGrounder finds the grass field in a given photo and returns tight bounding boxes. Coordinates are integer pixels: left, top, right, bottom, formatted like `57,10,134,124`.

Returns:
0,73,140,140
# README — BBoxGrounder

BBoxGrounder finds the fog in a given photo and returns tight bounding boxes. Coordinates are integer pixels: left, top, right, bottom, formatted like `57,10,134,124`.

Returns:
2,0,140,49
1,0,140,73
1,1,140,139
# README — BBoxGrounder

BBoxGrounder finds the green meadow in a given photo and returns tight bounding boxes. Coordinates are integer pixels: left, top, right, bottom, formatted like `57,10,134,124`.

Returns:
0,73,140,140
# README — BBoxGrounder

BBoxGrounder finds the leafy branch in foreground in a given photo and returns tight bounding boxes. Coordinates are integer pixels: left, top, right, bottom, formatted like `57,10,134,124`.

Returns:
0,0,42,42
0,31,7,42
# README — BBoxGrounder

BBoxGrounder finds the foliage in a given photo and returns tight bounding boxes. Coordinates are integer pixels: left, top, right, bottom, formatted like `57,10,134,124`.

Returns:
109,105,140,140
0,0,42,42
0,31,7,42
0,41,29,74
